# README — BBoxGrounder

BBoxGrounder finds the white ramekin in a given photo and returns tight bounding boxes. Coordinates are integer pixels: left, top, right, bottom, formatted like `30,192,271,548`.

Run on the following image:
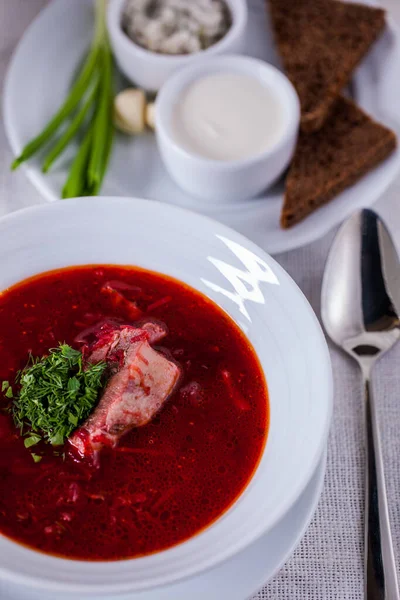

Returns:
155,55,300,203
107,0,248,91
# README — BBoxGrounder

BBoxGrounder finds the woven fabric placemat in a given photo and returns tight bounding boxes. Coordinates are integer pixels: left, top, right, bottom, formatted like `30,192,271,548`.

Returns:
253,230,400,599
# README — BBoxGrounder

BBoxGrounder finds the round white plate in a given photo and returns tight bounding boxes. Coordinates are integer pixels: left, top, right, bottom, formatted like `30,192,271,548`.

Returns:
0,450,327,600
4,0,399,254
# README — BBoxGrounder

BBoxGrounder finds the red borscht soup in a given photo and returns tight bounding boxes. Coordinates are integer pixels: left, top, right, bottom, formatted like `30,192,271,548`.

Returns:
0,266,268,560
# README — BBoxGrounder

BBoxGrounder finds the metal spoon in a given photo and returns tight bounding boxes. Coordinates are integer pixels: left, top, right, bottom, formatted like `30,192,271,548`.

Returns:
321,208,400,600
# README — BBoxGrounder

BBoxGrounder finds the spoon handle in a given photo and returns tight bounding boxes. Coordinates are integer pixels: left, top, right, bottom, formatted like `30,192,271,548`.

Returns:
364,378,399,600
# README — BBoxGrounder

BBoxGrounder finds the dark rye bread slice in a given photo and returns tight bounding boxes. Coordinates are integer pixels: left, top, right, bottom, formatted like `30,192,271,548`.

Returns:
268,0,386,132
281,97,397,228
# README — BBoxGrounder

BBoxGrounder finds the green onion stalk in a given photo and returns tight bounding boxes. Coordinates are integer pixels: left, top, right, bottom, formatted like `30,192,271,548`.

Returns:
11,0,114,198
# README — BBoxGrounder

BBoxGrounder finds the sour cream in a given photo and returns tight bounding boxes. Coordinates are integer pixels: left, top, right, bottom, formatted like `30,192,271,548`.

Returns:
172,73,285,161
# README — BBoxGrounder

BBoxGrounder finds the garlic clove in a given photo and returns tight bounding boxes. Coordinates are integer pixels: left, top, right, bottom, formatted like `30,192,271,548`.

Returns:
113,88,146,134
145,102,155,130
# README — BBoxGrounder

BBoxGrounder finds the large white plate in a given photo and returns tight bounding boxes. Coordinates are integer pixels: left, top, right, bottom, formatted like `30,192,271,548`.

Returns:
0,449,326,600
4,0,400,254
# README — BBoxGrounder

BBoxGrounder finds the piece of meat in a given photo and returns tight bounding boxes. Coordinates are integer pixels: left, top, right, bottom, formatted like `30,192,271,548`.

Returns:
140,320,168,344
83,321,168,367
70,322,180,457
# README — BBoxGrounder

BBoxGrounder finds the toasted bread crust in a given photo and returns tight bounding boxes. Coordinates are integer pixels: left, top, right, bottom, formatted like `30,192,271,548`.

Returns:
268,0,386,132
281,97,397,228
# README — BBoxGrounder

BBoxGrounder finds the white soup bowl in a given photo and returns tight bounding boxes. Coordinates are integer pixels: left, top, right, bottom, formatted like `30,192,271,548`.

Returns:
0,197,331,595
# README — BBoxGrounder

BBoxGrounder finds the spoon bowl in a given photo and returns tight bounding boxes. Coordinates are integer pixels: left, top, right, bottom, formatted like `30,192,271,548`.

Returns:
322,209,400,368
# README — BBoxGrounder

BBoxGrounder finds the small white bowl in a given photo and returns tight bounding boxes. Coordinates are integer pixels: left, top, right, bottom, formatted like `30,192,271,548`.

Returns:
107,0,248,91
0,197,332,595
155,55,300,203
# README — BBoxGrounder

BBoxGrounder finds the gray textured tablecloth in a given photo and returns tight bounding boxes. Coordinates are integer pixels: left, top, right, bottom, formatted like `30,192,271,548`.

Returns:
1,1,399,598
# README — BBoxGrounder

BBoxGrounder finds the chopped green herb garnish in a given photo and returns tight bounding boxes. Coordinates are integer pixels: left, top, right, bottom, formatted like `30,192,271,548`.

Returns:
31,453,42,463
2,381,13,398
6,344,107,447
24,434,42,449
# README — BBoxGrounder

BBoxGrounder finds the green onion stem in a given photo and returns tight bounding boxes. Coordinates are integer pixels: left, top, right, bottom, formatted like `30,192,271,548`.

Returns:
62,126,93,199
87,41,113,188
90,115,114,196
42,83,98,174
93,0,108,47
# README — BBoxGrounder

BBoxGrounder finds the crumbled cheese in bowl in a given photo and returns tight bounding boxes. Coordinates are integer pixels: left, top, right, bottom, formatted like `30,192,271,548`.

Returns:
121,0,232,55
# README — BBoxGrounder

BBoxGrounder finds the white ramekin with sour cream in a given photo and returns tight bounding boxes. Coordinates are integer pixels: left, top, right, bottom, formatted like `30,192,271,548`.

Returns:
107,0,248,91
155,55,300,204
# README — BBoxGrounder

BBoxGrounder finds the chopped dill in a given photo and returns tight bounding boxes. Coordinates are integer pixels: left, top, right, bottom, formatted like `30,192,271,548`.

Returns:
4,344,106,449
